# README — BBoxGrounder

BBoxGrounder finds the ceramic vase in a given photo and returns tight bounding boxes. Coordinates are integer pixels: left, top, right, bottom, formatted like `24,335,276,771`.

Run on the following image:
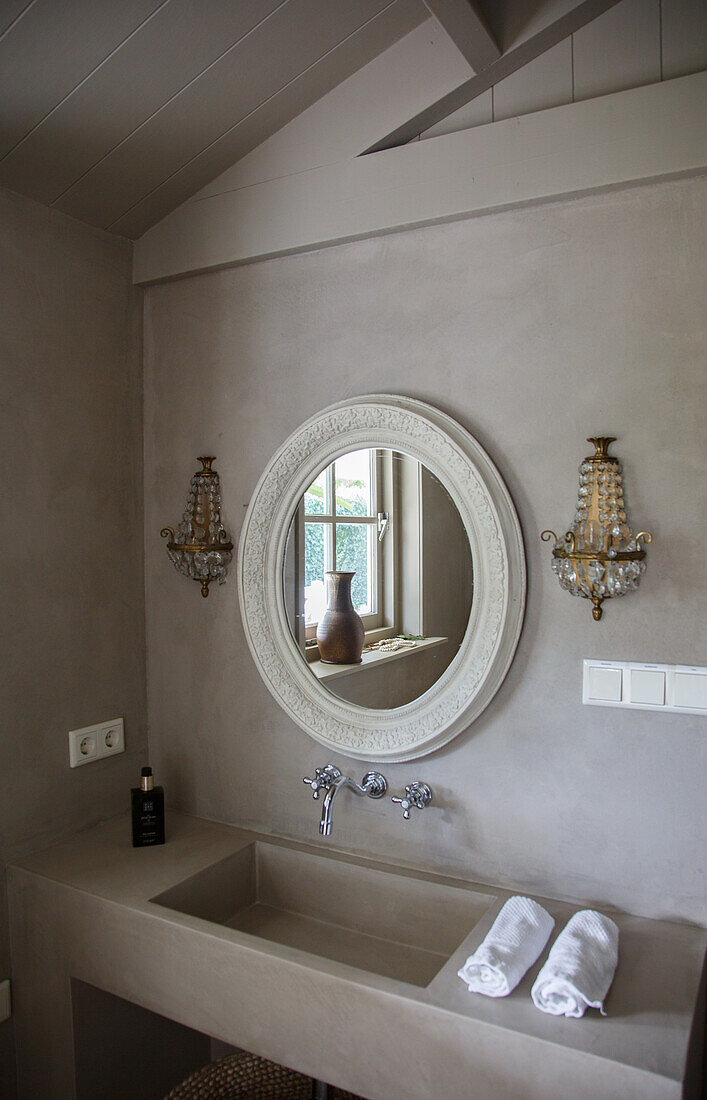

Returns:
316,571,365,664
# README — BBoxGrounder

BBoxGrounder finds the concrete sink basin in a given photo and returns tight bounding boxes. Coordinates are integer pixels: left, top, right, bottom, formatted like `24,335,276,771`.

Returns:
153,838,494,987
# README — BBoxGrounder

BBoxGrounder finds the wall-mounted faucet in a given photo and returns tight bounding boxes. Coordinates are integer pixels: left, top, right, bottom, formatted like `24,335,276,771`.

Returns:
391,781,433,820
303,765,387,836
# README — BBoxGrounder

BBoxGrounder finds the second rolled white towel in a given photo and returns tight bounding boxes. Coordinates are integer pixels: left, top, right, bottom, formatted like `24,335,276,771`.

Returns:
457,896,555,997
531,910,619,1018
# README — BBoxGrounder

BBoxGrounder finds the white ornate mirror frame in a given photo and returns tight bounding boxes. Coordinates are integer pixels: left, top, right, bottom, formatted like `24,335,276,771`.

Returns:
238,395,526,761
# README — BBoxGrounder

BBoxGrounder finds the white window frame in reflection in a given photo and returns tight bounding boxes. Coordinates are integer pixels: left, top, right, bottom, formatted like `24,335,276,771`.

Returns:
303,449,385,639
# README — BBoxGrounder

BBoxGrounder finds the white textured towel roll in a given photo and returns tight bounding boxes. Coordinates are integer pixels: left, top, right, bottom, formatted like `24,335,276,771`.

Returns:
457,896,555,998
531,910,619,1018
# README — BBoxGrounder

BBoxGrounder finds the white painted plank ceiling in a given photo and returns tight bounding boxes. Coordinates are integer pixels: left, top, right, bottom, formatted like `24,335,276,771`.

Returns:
0,0,427,237
573,0,661,100
0,0,705,241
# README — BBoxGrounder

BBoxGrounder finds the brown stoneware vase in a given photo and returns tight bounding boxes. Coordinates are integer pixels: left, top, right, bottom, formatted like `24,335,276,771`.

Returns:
316,571,365,664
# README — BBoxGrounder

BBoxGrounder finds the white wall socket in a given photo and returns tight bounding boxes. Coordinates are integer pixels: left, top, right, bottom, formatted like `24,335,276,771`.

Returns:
69,718,125,768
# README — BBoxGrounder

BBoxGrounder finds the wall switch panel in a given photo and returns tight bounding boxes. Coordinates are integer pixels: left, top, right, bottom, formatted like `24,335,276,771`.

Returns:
673,671,707,710
69,718,125,767
586,664,623,702
630,668,665,706
0,979,10,1023
583,662,707,715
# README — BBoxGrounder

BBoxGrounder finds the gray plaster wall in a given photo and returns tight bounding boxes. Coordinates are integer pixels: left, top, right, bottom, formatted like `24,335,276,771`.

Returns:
144,175,706,927
0,188,147,1094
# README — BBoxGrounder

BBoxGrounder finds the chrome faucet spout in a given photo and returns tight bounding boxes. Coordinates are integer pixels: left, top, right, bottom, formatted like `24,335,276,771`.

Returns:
319,775,355,836
310,770,388,837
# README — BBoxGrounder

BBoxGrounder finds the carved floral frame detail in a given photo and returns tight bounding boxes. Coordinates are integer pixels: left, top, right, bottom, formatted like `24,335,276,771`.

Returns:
238,395,526,761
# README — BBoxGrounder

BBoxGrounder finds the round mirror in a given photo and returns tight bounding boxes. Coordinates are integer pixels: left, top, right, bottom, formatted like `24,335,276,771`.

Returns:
283,449,473,709
239,395,525,761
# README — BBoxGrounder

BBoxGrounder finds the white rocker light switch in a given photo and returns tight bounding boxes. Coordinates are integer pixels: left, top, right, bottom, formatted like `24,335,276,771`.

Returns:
629,669,665,706
586,664,623,702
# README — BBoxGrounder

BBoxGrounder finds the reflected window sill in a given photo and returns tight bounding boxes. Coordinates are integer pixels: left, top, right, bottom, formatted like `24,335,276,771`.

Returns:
310,637,448,682
305,626,393,662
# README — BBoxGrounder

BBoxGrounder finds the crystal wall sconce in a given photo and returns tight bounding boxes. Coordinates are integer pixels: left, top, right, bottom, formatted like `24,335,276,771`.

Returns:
161,456,233,597
541,437,652,621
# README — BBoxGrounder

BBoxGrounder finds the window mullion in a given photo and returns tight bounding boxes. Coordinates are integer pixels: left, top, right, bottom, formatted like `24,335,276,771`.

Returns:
327,465,335,572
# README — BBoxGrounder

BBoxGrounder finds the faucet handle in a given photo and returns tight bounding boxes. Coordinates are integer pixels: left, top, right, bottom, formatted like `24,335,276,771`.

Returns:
391,781,433,820
303,765,341,799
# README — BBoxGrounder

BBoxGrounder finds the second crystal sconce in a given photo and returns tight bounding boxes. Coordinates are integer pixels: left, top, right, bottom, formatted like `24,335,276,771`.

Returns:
541,437,652,621
161,456,233,597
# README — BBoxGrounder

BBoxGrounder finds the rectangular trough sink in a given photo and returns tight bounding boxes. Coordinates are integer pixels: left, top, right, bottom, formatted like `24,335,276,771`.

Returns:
153,840,494,988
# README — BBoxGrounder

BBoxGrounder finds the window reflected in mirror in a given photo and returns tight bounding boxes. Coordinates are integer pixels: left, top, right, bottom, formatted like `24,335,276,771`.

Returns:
284,449,473,710
302,448,378,630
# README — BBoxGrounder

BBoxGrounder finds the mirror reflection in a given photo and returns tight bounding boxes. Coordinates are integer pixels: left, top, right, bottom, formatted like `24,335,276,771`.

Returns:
284,449,473,709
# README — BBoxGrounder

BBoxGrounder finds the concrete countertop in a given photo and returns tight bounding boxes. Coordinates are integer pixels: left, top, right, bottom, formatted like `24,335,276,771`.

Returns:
9,811,707,1099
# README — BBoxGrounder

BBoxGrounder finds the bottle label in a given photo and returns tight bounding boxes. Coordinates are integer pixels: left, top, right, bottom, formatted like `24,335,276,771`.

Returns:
132,788,164,847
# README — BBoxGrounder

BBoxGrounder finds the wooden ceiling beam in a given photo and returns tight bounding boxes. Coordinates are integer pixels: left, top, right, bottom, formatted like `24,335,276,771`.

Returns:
365,0,623,153
422,0,500,73
134,74,707,284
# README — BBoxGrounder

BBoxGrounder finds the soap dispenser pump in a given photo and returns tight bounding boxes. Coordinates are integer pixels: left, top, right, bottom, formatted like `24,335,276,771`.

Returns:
131,766,165,847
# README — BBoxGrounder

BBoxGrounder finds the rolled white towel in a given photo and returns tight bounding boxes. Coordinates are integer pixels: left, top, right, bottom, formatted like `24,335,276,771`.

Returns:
457,896,555,998
531,910,619,1018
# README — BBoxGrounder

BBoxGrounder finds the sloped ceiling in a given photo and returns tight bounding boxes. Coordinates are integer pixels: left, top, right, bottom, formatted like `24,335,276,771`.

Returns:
0,0,428,238
1,0,704,242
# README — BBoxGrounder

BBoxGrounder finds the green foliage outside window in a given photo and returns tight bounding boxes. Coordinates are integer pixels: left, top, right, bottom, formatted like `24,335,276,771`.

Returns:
304,478,370,613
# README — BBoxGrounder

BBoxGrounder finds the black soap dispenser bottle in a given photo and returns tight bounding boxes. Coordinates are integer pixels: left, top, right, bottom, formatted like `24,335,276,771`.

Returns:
131,766,165,847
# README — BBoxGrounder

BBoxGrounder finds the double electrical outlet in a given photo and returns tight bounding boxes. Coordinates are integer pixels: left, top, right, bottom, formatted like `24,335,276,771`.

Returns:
68,717,124,768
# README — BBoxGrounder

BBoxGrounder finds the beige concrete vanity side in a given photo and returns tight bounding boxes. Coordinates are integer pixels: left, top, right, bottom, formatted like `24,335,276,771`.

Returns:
8,812,707,1100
